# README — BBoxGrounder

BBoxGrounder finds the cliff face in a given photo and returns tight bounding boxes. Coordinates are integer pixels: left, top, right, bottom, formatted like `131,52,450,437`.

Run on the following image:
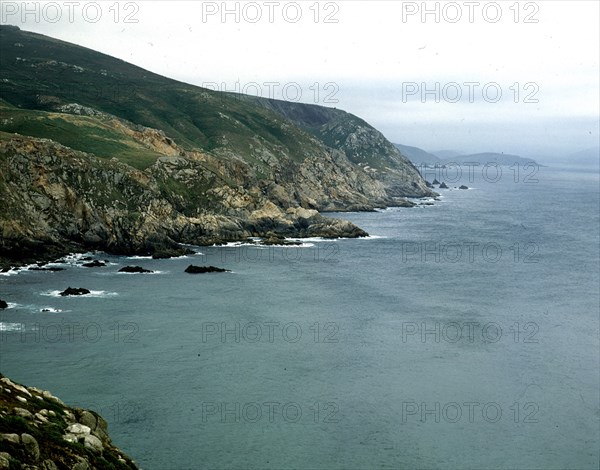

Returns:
247,98,432,198
0,133,371,264
0,26,434,265
0,374,138,469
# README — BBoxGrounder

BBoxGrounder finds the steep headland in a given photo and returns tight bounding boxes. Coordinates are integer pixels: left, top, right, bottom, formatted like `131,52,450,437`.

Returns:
0,25,434,266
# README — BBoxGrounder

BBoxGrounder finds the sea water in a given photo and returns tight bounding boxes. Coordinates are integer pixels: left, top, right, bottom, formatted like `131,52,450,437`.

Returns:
1,165,598,469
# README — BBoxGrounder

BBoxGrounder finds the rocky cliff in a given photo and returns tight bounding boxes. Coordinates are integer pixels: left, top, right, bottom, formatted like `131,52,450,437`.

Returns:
0,132,369,266
0,374,138,469
0,26,435,266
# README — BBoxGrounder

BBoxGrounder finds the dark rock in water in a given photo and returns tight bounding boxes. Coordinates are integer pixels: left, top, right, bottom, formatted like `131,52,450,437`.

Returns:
1,267,10,273
459,185,469,190
82,260,106,268
119,266,153,274
81,256,94,261
59,287,91,296
185,265,230,274
432,179,441,185
439,182,449,189
261,235,302,246
425,181,434,188
0,300,8,309
419,202,434,206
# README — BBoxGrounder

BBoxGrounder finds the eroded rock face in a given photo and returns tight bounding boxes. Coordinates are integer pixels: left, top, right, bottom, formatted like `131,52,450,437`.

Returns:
0,374,138,469
0,135,371,266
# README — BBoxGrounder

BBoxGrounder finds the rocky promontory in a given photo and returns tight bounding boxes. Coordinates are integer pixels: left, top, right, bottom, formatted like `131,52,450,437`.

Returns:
0,26,437,267
0,374,138,469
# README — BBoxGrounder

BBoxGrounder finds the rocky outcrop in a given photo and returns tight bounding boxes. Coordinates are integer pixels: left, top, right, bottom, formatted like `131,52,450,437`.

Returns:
59,287,90,297
0,300,7,309
81,260,106,268
185,265,230,274
118,266,153,274
0,374,138,469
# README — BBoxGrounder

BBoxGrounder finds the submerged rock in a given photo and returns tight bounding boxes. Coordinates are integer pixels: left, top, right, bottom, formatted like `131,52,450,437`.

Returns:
118,266,153,274
59,287,90,297
185,265,230,274
0,300,7,309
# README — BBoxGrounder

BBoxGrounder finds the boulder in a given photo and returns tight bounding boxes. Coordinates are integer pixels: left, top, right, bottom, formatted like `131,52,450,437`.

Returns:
185,265,230,274
83,434,103,453
0,453,10,470
118,266,153,274
439,182,449,189
459,185,469,190
20,433,40,462
59,287,90,297
0,300,7,309
13,407,34,420
432,179,441,185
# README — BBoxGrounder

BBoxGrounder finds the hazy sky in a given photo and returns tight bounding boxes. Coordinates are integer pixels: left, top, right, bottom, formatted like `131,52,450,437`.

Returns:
2,0,599,160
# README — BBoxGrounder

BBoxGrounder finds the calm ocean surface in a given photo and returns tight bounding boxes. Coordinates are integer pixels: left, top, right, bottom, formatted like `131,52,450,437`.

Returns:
1,165,599,469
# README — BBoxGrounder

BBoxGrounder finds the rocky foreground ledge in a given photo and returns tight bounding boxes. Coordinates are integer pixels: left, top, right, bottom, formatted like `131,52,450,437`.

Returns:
0,374,138,469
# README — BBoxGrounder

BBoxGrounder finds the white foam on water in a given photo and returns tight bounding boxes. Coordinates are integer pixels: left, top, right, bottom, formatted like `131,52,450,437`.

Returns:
39,307,63,313
126,255,153,260
0,270,20,277
117,270,167,275
0,322,23,332
42,290,118,298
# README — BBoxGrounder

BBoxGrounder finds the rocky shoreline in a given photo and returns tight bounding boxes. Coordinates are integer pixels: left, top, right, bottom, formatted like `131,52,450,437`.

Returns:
0,374,139,469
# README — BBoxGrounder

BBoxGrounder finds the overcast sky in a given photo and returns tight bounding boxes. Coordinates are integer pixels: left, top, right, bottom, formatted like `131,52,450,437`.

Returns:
2,0,599,161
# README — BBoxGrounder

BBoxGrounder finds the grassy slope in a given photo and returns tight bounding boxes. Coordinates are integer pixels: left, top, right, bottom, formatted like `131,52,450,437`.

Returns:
0,102,163,169
0,26,324,169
